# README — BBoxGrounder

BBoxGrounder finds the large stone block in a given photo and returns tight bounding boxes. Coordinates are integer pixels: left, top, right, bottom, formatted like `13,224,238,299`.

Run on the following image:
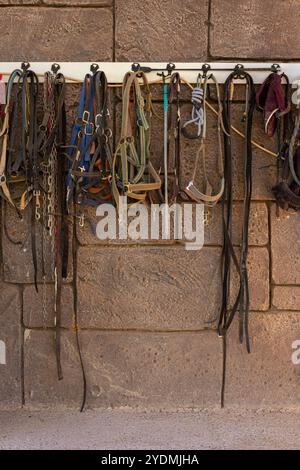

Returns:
0,282,22,408
43,1,112,4
0,1,38,4
0,7,113,61
210,0,300,58
272,287,300,311
24,329,222,409
77,244,268,330
225,313,300,407
271,205,300,284
273,286,300,311
77,246,222,329
115,0,208,61
23,284,74,328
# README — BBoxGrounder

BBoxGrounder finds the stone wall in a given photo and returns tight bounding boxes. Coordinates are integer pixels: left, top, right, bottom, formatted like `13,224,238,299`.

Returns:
1,0,300,410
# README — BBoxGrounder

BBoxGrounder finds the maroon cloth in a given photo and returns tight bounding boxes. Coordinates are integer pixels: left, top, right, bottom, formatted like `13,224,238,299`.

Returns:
256,73,287,137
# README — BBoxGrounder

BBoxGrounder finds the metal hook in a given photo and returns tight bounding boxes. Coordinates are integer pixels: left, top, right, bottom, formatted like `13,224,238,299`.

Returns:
131,62,141,72
51,63,60,74
90,63,99,74
233,63,245,78
201,63,211,78
21,62,30,72
166,62,176,74
234,63,244,72
157,70,171,79
271,63,281,73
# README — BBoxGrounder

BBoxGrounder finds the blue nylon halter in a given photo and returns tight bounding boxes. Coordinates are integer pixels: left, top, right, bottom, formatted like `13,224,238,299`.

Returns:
66,74,95,206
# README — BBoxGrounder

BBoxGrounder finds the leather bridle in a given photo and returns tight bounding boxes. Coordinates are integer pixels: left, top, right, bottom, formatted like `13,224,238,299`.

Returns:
112,71,161,209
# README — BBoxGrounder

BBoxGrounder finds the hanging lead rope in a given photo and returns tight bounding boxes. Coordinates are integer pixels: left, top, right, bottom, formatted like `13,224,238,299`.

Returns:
181,74,204,139
183,73,225,206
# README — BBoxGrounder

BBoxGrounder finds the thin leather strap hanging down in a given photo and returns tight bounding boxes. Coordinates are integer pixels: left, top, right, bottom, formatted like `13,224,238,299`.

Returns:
218,68,255,406
183,73,225,206
112,71,161,208
167,72,181,202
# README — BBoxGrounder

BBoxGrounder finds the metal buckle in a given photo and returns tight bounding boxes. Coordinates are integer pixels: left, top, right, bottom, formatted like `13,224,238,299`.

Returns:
105,128,112,138
95,113,102,129
0,174,7,186
82,110,90,124
79,215,85,227
33,189,41,220
204,209,211,226
84,122,94,135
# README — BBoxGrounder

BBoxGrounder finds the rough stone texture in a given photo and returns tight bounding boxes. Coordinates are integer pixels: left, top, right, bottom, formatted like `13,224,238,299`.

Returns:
230,248,270,312
205,202,269,247
210,0,300,59
225,313,300,407
272,287,300,311
43,1,112,4
2,204,73,283
0,1,38,3
0,7,113,61
115,0,208,61
229,105,277,201
271,205,300,285
24,329,222,409
24,330,83,407
23,285,74,328
81,330,222,409
2,409,300,450
77,246,222,329
0,282,22,408
76,245,268,330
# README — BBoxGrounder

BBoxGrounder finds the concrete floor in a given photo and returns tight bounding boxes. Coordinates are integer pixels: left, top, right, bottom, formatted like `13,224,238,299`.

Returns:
1,408,300,450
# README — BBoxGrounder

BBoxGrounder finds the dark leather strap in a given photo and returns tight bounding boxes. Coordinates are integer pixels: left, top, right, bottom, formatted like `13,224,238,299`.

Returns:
167,72,181,202
218,69,255,406
21,70,40,291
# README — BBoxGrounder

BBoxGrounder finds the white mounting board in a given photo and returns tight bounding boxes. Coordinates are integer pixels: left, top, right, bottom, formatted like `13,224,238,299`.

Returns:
0,62,300,84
